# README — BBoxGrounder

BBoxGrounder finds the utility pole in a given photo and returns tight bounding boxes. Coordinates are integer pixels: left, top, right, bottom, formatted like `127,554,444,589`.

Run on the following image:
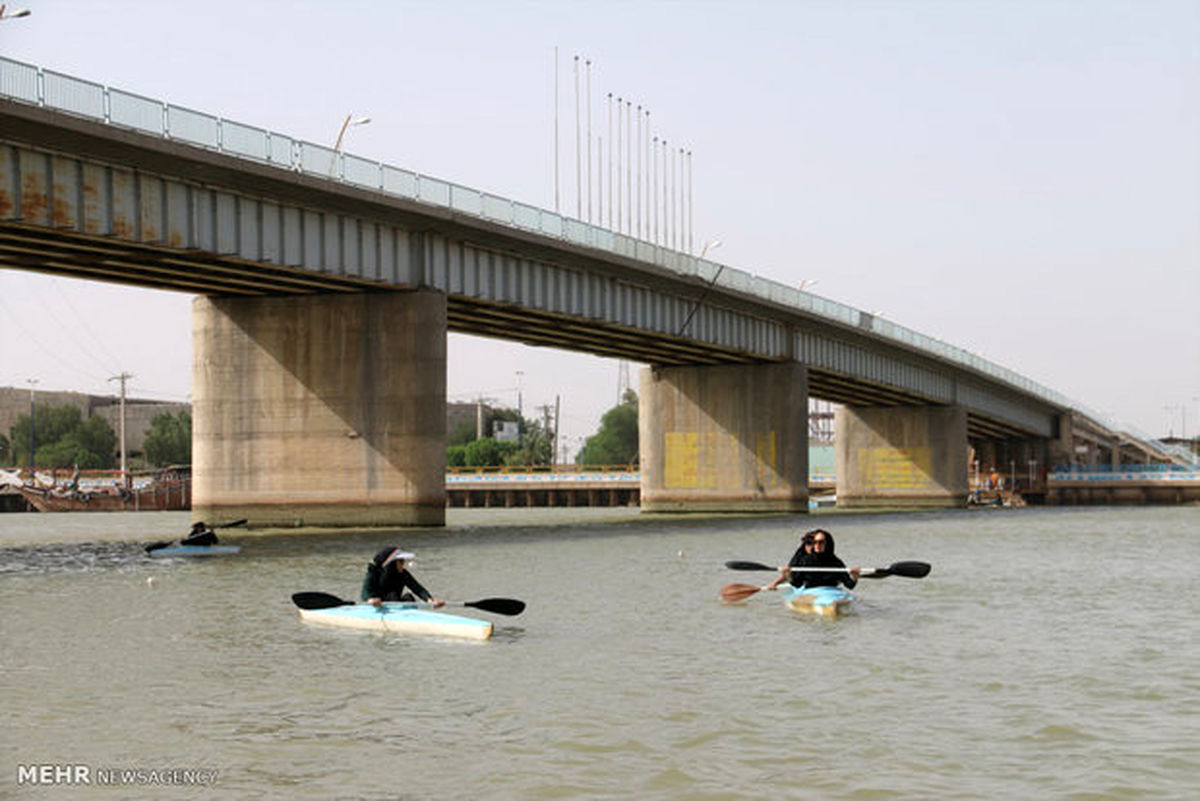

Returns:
553,395,561,468
109,372,133,479
26,378,37,476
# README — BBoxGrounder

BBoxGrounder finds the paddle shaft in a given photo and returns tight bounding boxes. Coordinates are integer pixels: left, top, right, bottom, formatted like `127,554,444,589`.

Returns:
725,559,930,579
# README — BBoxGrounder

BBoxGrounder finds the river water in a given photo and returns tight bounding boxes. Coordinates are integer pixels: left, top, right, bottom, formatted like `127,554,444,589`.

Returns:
2,505,1197,800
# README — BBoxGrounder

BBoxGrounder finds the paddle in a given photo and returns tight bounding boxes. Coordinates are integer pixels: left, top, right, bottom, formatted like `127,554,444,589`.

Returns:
720,583,775,603
290,591,526,616
144,519,248,553
724,560,932,579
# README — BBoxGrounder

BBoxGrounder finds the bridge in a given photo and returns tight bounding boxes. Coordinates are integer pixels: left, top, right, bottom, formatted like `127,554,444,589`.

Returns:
0,58,1182,526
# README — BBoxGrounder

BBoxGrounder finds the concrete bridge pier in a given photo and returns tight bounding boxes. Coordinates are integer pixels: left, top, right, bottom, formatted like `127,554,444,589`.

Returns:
192,291,447,527
835,405,968,508
638,363,809,513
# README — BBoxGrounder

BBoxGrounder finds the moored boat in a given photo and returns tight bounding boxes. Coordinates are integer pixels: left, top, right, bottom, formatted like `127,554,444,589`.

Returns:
16,467,191,512
780,584,856,617
298,602,494,640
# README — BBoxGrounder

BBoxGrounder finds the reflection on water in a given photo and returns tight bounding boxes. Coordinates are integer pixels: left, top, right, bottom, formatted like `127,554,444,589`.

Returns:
2,505,1198,799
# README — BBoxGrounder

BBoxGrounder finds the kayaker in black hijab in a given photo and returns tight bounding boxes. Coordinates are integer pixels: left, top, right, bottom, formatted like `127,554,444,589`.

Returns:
180,521,218,547
767,529,860,590
792,529,860,589
765,529,816,591
361,546,444,608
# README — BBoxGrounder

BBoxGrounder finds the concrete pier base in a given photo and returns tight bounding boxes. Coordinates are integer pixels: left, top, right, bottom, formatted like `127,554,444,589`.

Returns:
638,363,808,513
836,405,968,508
192,291,446,527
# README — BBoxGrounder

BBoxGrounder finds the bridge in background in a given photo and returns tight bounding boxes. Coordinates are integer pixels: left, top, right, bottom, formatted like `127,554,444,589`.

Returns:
0,58,1184,526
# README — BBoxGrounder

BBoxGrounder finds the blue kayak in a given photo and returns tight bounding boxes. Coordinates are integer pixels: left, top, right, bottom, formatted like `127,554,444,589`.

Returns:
298,602,493,640
780,585,856,617
146,545,241,557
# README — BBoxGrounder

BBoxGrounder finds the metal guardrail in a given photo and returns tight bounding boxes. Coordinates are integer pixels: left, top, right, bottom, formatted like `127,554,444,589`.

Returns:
445,472,638,485
0,56,1163,448
1051,464,1196,474
1049,470,1200,482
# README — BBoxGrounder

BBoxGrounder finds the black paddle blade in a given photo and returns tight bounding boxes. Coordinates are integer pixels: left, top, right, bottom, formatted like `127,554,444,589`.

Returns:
144,540,173,553
216,518,249,529
292,591,355,610
464,597,526,616
889,561,931,578
725,560,777,571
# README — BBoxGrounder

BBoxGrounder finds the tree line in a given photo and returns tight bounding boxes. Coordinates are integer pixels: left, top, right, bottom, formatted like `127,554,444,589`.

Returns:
0,406,191,469
1,393,638,470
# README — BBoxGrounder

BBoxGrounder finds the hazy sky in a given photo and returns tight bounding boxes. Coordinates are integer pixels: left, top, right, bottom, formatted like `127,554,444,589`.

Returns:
1,0,1197,450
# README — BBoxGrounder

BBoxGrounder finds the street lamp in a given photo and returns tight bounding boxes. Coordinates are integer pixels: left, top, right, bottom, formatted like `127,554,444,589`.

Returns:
329,114,370,176
0,5,33,20
333,113,371,152
699,240,722,259
799,279,819,292
26,378,37,477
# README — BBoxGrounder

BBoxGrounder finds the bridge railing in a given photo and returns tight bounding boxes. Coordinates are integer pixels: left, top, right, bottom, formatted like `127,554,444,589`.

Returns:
0,56,1158,448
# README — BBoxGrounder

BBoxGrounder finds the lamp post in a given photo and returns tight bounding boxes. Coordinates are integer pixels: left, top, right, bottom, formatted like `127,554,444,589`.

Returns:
0,5,33,20
330,114,370,176
26,378,37,477
333,113,371,151
699,240,722,259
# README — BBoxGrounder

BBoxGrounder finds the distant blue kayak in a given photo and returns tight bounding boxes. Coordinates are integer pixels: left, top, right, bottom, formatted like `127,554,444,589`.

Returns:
780,585,856,617
146,545,241,558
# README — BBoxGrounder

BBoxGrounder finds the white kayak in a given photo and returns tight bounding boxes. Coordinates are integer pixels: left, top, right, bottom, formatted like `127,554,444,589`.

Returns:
298,602,494,640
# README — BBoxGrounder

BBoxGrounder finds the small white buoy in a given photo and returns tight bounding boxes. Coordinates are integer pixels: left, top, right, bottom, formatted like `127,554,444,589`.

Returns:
677,549,685,558
146,576,156,588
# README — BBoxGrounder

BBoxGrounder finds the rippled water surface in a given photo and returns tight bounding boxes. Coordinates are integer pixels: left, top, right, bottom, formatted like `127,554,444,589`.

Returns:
2,506,1198,799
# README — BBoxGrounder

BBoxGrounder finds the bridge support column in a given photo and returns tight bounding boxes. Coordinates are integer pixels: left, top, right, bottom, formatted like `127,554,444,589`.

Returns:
638,363,808,513
836,405,968,508
192,291,446,527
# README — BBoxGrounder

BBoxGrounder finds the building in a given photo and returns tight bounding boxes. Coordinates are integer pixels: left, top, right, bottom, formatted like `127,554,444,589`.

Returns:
0,386,189,465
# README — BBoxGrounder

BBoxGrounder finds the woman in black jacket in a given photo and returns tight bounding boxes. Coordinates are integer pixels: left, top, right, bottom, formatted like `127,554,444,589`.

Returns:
792,529,860,589
361,546,444,608
767,529,860,590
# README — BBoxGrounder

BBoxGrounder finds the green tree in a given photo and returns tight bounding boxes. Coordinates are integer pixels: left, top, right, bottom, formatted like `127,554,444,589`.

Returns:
7,405,118,468
0,432,9,465
506,420,553,466
446,444,468,467
143,411,192,466
460,437,520,467
578,390,639,467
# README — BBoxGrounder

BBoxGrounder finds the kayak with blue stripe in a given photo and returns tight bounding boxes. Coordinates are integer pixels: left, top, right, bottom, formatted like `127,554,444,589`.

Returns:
780,585,856,617
298,602,494,640
146,545,242,557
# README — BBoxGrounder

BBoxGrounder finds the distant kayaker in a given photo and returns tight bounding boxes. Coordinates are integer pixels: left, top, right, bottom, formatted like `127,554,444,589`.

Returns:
362,546,444,608
180,521,218,547
766,529,860,590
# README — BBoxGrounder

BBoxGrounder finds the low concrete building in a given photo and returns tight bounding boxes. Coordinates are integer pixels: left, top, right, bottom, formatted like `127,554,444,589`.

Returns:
0,386,189,464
